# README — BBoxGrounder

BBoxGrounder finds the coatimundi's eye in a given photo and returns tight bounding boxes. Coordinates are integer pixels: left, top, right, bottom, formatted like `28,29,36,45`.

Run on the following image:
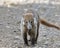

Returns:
25,21,28,23
24,20,28,23
31,21,32,23
30,20,33,24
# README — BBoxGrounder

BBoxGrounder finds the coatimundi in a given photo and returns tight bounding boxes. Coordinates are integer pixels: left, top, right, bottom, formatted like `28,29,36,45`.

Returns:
20,9,60,46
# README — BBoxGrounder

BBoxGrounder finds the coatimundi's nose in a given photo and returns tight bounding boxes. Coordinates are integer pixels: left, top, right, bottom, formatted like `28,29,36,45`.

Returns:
27,22,32,30
28,29,31,31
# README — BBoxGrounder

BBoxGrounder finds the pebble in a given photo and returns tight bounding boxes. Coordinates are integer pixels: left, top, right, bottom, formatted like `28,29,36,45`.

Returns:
6,26,10,28
14,36,20,40
14,31,17,32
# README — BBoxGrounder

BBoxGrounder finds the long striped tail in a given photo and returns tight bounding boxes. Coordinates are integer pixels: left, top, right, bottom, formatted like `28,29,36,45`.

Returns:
40,18,60,30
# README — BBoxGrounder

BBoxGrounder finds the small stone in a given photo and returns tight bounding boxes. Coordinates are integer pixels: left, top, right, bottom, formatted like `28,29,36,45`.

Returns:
44,41,49,46
39,47,42,48
18,46,22,48
14,36,20,40
43,34,47,37
6,26,10,28
15,36,20,38
14,40,17,44
7,23,10,24
14,31,17,32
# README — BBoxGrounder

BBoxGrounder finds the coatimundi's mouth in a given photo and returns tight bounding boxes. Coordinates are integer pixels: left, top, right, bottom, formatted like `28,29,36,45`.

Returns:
28,29,32,35
28,29,31,32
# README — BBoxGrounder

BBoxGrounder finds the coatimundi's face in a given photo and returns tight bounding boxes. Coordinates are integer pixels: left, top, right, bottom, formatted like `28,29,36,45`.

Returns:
22,13,34,30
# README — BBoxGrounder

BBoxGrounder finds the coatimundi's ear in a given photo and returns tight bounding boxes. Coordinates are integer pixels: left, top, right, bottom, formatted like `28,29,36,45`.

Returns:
21,17,25,25
34,18,37,25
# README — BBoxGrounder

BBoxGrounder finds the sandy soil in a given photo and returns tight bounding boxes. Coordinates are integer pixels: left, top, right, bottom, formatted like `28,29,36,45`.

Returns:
0,3,60,48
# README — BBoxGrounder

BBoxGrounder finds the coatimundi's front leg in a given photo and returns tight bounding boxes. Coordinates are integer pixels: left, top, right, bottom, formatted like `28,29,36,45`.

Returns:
23,25,29,46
